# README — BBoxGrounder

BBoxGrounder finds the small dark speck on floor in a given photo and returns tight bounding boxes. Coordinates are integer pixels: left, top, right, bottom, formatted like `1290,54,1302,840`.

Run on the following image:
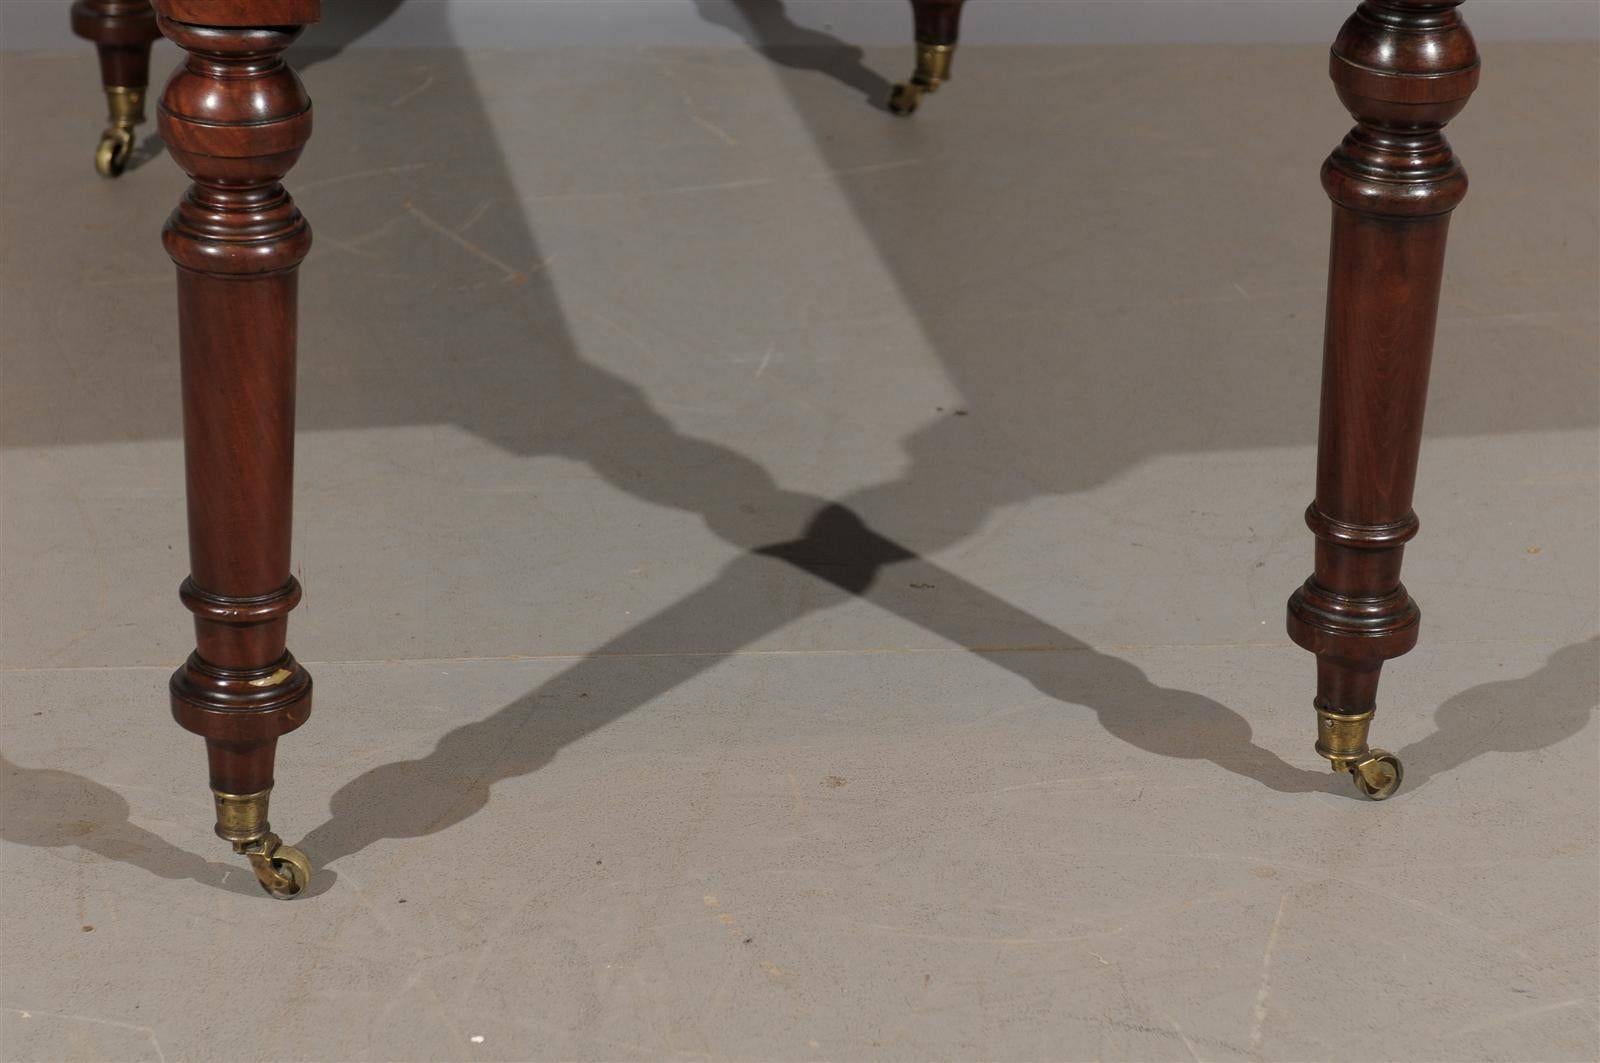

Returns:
822,775,848,789
81,925,93,932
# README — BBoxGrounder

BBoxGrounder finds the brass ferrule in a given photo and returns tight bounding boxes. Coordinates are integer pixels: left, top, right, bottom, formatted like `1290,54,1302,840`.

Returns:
912,42,956,89
213,787,272,849
104,86,147,130
1314,708,1374,772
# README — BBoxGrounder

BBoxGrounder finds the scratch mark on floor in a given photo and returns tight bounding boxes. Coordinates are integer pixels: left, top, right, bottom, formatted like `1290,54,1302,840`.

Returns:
390,73,436,109
786,771,807,824
665,177,775,196
690,112,738,146
1249,893,1289,1055
816,158,924,179
338,867,401,941
298,163,427,193
9,1009,166,1063
454,199,495,235
656,55,738,146
983,772,1146,796
1166,1013,1204,1063
866,924,1122,946
1456,998,1589,1034
405,200,534,284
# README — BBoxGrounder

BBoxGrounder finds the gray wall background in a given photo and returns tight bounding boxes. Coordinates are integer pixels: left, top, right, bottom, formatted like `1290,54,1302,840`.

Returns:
4,0,1597,49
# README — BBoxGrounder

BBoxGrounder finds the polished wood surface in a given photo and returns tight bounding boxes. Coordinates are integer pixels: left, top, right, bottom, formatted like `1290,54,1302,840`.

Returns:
70,0,158,87
1287,1,1478,740
66,0,1485,889
911,0,968,46
154,0,319,849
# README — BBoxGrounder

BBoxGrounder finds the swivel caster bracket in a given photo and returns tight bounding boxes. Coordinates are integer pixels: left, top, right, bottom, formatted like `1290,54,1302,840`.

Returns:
1316,707,1404,800
94,85,144,178
214,787,312,898
889,42,955,116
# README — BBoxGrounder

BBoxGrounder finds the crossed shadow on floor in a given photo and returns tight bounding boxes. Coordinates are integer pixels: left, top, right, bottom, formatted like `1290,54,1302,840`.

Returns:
6,635,1594,890
292,4,1594,871
10,2,1596,891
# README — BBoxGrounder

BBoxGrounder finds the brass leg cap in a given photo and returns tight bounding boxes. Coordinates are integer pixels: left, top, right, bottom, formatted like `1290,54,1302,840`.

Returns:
890,42,954,116
1349,750,1403,801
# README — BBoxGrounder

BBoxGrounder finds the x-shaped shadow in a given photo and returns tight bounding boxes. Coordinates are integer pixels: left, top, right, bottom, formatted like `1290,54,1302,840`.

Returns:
298,502,1330,866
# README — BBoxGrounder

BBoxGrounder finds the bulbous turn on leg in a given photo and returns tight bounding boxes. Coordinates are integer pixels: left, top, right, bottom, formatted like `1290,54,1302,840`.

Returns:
156,0,322,894
1286,1,1480,801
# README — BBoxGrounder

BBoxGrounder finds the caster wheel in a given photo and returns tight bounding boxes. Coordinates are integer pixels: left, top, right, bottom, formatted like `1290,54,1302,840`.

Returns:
244,835,312,898
259,842,312,899
95,127,135,179
888,82,923,117
1350,750,1403,801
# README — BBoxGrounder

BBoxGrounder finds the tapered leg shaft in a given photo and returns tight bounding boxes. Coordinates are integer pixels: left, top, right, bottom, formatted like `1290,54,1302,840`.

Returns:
70,0,161,176
1286,1,1480,800
156,0,321,895
888,0,968,116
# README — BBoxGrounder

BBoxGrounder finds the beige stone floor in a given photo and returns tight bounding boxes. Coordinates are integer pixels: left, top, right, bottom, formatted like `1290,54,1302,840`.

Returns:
2,36,1596,1062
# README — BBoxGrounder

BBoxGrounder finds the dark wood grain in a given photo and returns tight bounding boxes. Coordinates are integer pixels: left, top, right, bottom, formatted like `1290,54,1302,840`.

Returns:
155,0,320,822
70,0,159,86
911,0,968,46
1287,1,1479,754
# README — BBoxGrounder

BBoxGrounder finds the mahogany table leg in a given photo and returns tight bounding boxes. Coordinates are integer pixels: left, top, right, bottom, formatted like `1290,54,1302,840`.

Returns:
1287,0,1479,800
69,0,161,177
888,0,967,116
155,0,320,896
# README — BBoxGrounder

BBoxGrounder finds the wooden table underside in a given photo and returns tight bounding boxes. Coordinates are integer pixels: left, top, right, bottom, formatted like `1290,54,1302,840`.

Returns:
66,0,1482,896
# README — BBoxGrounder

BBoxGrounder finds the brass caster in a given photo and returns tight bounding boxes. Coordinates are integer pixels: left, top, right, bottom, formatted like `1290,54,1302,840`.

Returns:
213,787,310,898
242,832,312,899
1348,750,1403,801
94,126,135,178
888,42,954,117
888,81,927,117
1315,706,1403,800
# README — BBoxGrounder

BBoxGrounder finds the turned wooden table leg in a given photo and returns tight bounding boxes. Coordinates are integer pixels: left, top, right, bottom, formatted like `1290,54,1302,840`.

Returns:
1287,1,1479,800
156,0,320,896
888,0,968,116
69,0,161,176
